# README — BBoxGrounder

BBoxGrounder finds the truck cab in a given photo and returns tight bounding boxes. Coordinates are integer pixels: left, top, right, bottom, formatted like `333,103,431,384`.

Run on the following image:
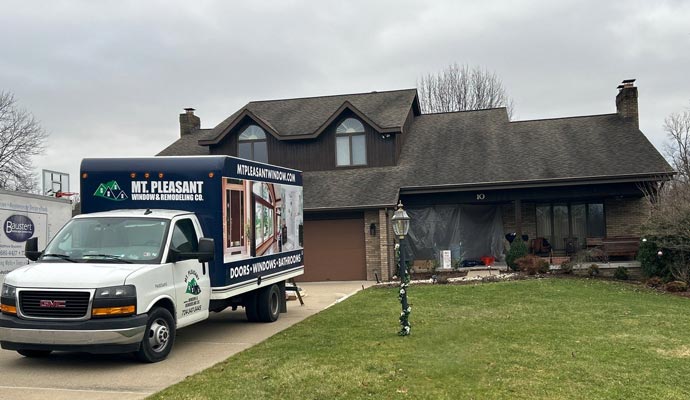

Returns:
1,209,214,362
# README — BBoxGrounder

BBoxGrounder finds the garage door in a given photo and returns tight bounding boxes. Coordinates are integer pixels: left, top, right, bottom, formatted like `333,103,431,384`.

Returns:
301,218,366,281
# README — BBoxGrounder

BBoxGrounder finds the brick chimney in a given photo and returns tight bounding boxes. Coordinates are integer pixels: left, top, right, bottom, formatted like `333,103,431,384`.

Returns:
179,108,200,136
615,79,638,128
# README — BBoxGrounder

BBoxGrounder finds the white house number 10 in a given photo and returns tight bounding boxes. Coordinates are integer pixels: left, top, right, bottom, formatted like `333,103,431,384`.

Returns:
476,193,486,200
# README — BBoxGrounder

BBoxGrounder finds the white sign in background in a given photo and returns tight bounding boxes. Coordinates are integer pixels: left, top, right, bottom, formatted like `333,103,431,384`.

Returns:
441,250,452,269
0,209,47,277
0,191,71,282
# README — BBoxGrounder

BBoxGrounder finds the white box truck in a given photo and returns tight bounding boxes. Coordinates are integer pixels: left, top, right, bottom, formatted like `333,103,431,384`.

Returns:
0,189,72,283
0,156,304,362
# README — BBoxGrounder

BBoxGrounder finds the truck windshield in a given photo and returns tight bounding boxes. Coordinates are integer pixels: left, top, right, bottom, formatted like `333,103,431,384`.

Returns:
41,217,170,264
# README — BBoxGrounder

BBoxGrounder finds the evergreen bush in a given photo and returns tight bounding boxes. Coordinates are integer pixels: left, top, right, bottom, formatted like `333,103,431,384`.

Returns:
613,266,629,280
506,237,528,271
637,240,669,278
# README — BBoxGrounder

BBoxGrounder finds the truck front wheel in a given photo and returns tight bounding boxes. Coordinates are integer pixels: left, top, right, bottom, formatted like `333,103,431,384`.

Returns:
257,284,281,322
135,307,175,363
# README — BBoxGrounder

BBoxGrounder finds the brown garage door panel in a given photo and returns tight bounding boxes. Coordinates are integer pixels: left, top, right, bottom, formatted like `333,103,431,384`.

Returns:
302,219,366,281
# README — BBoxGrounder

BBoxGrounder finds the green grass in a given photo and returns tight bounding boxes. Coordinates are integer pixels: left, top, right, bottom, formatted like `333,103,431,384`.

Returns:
150,279,690,399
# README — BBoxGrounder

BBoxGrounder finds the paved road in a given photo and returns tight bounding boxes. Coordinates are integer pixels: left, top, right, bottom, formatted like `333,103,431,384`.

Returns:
0,281,371,400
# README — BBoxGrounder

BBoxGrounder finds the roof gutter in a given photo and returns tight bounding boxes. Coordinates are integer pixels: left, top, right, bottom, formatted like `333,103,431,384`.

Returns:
305,203,397,213
399,172,675,195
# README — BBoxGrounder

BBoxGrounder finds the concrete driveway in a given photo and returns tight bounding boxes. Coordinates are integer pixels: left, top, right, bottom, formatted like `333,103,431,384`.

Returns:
0,281,371,400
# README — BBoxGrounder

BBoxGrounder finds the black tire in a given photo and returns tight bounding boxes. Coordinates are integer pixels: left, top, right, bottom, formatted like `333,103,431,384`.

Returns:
245,291,260,322
135,307,175,363
17,349,52,358
257,284,281,323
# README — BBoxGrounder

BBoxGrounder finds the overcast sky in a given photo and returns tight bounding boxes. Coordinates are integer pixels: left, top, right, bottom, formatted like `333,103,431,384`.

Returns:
1,0,689,194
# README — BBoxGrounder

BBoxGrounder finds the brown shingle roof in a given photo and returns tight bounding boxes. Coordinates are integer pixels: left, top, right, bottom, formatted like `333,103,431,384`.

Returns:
200,89,418,144
157,89,673,211
157,129,210,156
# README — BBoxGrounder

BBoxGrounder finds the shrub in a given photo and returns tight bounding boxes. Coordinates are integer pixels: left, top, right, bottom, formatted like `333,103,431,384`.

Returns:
506,237,528,271
613,266,629,280
637,240,669,279
669,256,690,283
646,276,663,288
516,255,550,275
560,261,574,275
537,259,550,274
665,281,688,292
588,264,600,277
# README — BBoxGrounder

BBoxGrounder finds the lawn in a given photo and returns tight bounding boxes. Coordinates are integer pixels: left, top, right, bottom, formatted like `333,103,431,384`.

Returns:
150,279,690,399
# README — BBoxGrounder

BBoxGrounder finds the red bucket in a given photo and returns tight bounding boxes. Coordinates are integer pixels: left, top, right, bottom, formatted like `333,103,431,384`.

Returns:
481,256,495,267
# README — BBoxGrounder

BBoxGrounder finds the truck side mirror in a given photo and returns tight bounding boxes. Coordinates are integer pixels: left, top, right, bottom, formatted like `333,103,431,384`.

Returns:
197,238,214,263
25,237,42,261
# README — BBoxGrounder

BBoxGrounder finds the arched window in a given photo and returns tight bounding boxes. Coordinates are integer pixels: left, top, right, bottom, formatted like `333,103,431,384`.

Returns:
335,118,366,166
238,125,268,163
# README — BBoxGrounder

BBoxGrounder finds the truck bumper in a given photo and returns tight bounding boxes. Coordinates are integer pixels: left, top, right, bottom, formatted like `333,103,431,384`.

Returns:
0,313,148,353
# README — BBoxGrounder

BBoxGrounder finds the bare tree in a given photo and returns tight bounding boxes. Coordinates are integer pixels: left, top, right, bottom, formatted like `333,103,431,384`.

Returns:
417,63,515,118
0,91,47,192
663,102,690,181
641,179,690,281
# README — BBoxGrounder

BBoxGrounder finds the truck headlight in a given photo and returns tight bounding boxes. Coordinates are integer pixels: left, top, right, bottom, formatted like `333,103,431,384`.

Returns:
92,285,136,317
0,284,17,315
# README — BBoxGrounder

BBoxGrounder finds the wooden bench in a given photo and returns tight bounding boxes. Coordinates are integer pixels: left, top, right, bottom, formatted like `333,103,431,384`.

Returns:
587,236,639,259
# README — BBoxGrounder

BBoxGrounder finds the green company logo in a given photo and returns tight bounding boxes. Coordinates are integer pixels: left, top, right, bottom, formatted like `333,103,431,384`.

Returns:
94,180,128,201
186,277,201,295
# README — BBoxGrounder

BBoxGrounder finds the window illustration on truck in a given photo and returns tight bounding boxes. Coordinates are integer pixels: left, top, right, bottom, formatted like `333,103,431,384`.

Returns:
222,178,303,263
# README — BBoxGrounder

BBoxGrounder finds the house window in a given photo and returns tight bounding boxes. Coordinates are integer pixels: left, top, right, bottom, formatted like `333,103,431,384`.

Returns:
238,125,268,163
336,118,366,166
535,202,606,250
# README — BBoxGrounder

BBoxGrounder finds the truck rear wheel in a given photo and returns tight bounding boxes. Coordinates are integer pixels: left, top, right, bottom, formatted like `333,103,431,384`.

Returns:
135,307,175,363
257,284,280,322
17,349,52,358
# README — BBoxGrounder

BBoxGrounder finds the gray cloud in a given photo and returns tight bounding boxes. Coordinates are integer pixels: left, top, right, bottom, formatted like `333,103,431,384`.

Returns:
0,0,688,193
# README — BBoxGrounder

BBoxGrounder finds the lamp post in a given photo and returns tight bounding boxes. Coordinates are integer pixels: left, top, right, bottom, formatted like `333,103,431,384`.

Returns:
391,201,411,336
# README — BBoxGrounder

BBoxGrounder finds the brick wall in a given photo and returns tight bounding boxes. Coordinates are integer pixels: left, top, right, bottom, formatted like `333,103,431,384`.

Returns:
361,208,396,281
605,197,649,237
364,210,381,281
378,209,393,281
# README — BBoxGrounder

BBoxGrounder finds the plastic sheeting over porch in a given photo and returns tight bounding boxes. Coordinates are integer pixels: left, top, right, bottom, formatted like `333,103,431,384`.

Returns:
403,204,504,265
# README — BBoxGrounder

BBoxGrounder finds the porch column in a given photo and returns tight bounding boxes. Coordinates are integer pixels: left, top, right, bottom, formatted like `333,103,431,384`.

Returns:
515,199,522,236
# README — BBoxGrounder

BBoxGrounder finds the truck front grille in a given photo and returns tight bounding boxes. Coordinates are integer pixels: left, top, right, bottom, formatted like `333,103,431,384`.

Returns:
19,291,91,319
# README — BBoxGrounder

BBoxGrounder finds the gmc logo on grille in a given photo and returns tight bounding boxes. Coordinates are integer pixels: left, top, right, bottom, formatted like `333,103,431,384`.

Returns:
39,300,67,308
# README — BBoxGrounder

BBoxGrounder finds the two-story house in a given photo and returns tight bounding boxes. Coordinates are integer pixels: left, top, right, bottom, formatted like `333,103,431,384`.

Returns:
159,80,673,281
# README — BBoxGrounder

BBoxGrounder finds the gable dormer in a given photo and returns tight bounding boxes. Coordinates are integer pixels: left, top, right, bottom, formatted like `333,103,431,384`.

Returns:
199,89,420,171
